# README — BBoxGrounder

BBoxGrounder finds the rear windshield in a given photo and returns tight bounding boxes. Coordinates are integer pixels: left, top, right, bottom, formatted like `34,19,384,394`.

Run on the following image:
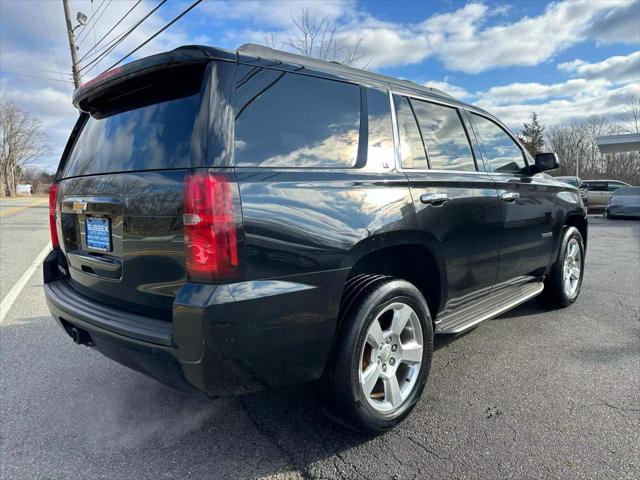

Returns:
61,67,204,178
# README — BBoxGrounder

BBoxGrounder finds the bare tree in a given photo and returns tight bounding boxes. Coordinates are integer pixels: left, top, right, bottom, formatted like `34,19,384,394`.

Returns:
546,115,640,185
621,94,640,134
267,9,365,66
0,101,48,196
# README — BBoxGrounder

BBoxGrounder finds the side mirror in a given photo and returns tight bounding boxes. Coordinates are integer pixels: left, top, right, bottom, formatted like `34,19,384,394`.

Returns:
533,152,559,173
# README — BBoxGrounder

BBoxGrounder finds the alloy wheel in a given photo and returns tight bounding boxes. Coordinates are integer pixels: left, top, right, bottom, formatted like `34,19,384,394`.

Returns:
563,238,582,298
359,302,424,413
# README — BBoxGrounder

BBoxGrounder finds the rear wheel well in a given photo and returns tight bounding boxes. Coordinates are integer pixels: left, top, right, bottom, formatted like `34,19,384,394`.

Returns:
346,245,441,318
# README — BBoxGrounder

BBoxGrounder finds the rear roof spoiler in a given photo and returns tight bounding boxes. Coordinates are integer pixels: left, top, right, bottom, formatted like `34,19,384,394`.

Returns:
73,45,236,111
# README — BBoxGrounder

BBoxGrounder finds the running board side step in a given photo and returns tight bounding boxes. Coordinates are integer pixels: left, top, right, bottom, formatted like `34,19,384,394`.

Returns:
435,282,544,334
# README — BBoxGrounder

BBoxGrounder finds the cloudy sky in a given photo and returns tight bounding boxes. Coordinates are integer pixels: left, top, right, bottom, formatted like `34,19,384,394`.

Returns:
1,0,639,171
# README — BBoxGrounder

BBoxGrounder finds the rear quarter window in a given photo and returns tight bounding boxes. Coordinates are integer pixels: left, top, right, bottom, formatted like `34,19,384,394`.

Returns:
234,69,360,168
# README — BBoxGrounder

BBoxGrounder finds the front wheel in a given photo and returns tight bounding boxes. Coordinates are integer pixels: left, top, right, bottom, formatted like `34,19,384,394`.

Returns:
543,226,585,307
325,278,433,434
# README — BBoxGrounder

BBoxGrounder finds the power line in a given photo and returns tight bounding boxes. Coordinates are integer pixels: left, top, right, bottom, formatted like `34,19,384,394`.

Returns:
0,69,75,84
79,0,168,75
103,0,203,73
91,0,97,48
77,0,112,48
0,62,71,77
77,0,142,63
36,0,71,93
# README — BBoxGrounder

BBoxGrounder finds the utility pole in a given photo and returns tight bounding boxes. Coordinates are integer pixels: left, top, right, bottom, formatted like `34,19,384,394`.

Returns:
575,137,584,178
62,0,82,89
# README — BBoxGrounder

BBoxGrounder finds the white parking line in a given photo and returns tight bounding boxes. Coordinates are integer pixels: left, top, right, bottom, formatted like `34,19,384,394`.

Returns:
0,242,51,324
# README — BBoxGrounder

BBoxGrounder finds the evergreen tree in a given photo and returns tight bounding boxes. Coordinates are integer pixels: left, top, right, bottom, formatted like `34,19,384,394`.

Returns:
518,112,545,156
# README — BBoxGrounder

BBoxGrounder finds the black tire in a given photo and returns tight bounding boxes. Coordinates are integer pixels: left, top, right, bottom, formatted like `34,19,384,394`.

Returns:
543,226,585,308
325,278,433,434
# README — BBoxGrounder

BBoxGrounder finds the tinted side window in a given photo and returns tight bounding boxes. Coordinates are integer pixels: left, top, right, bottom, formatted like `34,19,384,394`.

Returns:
366,89,394,169
588,182,607,192
234,69,360,168
471,114,526,174
411,99,476,171
395,96,428,169
608,182,626,192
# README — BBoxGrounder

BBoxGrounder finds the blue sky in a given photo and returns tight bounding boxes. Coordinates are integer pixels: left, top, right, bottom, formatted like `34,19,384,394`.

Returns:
1,0,639,171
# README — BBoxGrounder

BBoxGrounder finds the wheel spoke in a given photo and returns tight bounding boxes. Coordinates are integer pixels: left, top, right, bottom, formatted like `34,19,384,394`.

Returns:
367,319,384,349
570,266,580,279
401,343,423,364
391,304,412,336
384,374,403,408
361,364,379,396
569,242,579,260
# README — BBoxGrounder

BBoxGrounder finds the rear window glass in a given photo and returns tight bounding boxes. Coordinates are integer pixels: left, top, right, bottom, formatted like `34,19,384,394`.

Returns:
62,95,200,178
410,99,476,171
234,69,360,168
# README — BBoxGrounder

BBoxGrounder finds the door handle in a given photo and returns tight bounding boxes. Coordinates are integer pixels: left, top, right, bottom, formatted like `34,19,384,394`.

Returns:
420,192,449,206
500,192,520,202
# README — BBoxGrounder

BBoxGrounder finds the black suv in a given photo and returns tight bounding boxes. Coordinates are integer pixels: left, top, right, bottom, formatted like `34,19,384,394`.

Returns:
44,44,587,433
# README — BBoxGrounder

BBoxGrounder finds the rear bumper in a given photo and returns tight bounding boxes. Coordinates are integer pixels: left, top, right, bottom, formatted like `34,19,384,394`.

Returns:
43,251,346,397
45,279,199,393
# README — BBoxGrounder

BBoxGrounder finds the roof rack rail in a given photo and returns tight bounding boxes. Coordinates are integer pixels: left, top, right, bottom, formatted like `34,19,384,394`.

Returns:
237,43,455,100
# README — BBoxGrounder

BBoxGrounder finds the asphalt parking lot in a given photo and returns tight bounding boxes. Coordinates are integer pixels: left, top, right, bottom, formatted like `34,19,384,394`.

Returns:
1,200,638,480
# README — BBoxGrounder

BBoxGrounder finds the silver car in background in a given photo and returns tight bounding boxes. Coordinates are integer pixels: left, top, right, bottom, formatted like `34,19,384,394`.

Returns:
606,186,640,219
582,179,630,212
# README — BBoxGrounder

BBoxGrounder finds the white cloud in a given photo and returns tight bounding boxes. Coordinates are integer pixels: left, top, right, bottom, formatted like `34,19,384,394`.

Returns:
478,78,613,105
224,0,638,72
423,81,471,100
558,51,640,83
421,0,635,73
476,76,640,130
587,0,640,45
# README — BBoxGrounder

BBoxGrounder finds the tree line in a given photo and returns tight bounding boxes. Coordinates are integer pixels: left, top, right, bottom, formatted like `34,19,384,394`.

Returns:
518,96,640,185
1,101,49,196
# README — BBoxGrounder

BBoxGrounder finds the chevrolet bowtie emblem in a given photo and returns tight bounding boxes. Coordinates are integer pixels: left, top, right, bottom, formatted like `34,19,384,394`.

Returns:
72,200,88,213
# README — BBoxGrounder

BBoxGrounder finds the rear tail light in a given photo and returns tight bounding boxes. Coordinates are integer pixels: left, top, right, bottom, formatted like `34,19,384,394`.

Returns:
49,183,60,249
183,171,239,283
